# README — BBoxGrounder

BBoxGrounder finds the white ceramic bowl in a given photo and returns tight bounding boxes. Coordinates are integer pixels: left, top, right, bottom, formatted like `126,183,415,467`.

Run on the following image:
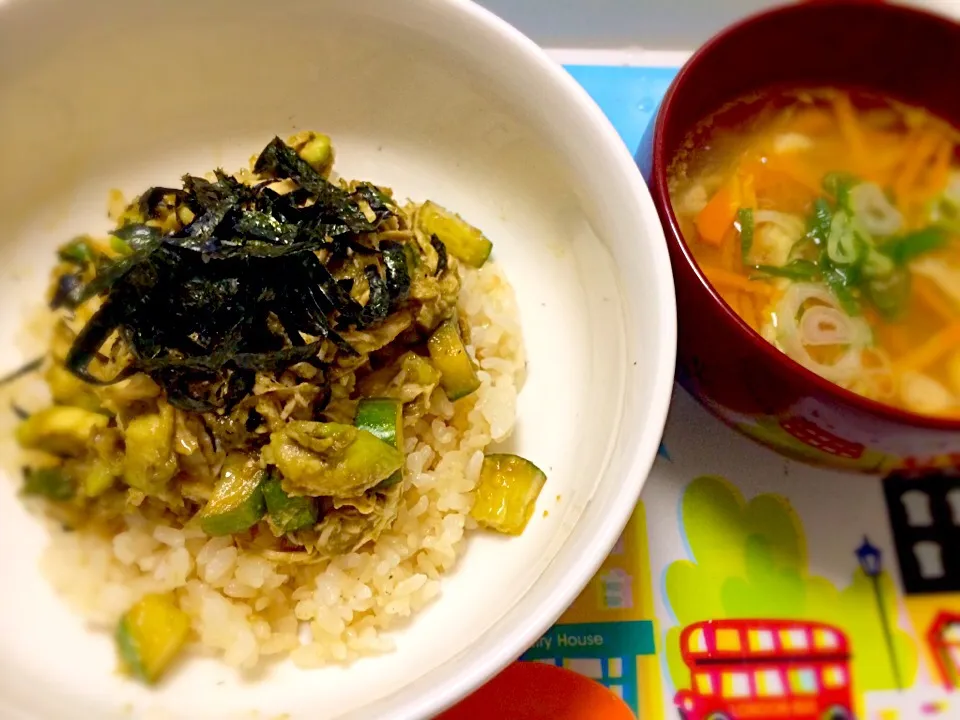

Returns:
0,0,676,718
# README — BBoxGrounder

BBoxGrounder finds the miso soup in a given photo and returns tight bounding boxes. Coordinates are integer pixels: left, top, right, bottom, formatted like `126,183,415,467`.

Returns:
669,88,960,417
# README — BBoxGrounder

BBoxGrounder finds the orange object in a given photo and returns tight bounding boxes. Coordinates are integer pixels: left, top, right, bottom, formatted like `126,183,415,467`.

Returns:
436,662,635,720
700,265,774,297
695,182,738,246
897,321,960,373
832,91,865,164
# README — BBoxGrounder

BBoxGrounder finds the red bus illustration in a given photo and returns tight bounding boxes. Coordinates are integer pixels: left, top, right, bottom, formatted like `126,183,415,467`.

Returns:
674,619,854,720
928,611,960,690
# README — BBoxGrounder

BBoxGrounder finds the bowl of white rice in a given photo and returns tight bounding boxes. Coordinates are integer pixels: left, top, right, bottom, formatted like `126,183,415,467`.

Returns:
0,0,676,718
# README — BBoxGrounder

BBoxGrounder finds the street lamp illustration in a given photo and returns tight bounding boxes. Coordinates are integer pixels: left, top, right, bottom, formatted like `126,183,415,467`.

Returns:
855,536,902,690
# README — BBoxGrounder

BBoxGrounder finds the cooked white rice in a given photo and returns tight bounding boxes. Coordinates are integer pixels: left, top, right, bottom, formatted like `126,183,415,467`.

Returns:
37,260,524,670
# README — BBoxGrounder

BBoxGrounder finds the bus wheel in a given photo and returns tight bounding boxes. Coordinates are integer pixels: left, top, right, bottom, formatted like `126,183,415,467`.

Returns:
823,706,852,720
706,714,731,720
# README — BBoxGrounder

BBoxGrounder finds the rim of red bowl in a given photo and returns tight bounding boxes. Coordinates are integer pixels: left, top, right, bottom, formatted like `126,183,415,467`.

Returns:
651,0,960,433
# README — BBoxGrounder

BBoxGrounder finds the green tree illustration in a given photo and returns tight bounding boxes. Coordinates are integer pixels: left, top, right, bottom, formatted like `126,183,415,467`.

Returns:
665,475,917,696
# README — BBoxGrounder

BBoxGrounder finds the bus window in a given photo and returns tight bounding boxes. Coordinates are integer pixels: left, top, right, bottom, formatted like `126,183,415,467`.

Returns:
780,628,809,651
748,629,774,651
695,673,714,695
716,628,740,652
755,669,785,697
813,628,840,649
688,628,706,653
788,668,818,695
722,672,751,698
823,665,847,689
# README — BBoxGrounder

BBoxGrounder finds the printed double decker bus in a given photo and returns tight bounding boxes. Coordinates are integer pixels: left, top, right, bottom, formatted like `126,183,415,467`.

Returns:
674,619,854,720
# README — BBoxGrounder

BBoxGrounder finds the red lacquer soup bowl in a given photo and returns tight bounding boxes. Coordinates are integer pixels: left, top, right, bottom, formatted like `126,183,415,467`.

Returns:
638,0,960,473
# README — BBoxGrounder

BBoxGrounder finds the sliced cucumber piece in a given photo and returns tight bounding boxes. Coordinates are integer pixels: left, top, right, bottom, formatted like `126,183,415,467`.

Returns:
22,467,75,501
355,398,403,448
83,459,117,497
197,454,266,536
262,475,318,534
471,454,547,535
268,422,404,498
16,406,108,456
116,594,191,684
418,201,492,268
428,320,481,401
355,398,404,489
123,405,177,494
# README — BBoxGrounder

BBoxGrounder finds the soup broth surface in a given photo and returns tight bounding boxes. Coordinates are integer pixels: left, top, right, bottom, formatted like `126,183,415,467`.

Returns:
669,88,960,418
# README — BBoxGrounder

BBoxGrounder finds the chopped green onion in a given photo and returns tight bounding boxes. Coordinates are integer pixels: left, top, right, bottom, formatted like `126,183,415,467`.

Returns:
862,247,895,279
826,213,864,266
881,226,948,266
737,207,754,264
788,235,819,262
822,172,860,210
752,259,820,281
806,197,833,246
931,195,960,233
22,467,75,501
865,266,911,320
822,266,861,316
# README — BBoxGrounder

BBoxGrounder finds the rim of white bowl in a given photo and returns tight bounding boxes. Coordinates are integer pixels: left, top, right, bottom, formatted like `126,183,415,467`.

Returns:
346,1,677,719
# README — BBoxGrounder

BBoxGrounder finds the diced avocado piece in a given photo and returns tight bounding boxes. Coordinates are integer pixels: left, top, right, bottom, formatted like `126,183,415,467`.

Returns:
45,363,102,412
402,353,441,387
471,454,547,535
22,467,75,501
197,454,266,537
83,459,117,497
16,406,108,456
418,201,492,268
427,321,481,401
355,398,404,489
123,404,177,494
262,474,318,534
354,398,403,448
116,594,191,684
356,352,441,401
268,422,404,498
299,134,333,172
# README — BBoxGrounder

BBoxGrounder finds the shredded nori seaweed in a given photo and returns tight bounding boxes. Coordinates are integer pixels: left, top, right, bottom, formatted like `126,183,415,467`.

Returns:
430,234,448,277
0,356,44,388
58,137,416,412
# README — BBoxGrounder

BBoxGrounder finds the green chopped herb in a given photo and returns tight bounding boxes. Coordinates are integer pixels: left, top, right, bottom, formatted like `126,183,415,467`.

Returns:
826,212,864,266
881,226,948,266
806,197,833,246
737,207,754,264
865,266,911,320
932,195,960,233
822,265,861,316
22,467,74,501
752,259,820,281
863,247,895,279
822,172,860,210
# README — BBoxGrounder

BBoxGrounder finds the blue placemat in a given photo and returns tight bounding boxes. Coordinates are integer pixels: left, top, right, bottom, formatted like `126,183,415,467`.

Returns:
563,65,679,155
